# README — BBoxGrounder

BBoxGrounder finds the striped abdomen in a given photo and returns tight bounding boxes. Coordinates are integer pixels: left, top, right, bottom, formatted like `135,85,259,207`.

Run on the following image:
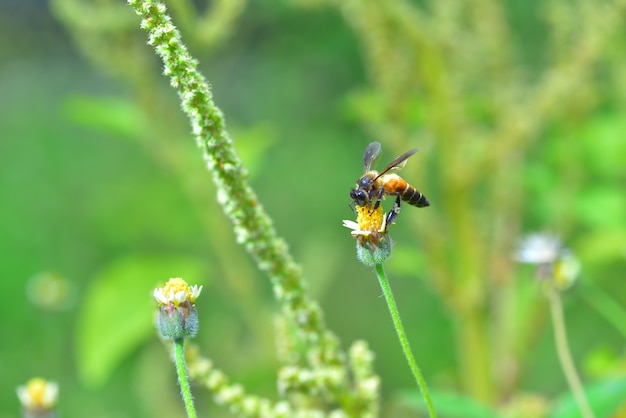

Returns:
381,173,430,207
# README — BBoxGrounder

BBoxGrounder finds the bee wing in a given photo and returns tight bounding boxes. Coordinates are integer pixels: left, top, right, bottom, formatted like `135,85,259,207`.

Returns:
363,142,382,172
375,147,419,179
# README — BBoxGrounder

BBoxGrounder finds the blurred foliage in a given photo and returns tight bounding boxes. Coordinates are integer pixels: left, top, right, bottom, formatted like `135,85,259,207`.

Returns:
0,0,625,416
548,378,626,418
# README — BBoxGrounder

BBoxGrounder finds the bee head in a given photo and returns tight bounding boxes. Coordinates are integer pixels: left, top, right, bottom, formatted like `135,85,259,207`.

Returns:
350,188,368,206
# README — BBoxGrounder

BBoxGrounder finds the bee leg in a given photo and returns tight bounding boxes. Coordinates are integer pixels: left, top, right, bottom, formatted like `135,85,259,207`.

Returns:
386,195,402,226
372,187,385,211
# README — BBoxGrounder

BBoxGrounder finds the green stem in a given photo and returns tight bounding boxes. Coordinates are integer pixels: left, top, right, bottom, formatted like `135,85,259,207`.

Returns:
174,338,198,418
374,263,437,418
547,287,595,418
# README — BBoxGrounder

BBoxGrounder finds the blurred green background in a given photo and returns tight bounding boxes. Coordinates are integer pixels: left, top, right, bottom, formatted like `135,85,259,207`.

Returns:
1,0,625,417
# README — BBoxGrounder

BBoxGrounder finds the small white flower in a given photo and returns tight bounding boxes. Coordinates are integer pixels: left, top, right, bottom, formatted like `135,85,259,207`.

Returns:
17,378,58,410
515,233,562,264
515,232,581,288
153,278,202,306
154,278,203,338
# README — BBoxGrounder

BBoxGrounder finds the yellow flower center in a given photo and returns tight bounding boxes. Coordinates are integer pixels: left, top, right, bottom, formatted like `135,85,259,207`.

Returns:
23,378,56,407
356,205,384,233
163,278,191,300
27,378,47,405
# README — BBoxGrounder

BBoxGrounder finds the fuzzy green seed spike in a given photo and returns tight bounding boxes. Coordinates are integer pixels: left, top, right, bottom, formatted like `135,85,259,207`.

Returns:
127,0,335,358
127,0,379,414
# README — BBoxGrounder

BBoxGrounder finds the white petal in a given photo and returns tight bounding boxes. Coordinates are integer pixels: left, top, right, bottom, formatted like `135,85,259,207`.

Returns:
16,386,31,408
515,233,561,264
172,290,187,304
153,289,168,304
42,382,59,406
189,285,203,302
342,220,359,230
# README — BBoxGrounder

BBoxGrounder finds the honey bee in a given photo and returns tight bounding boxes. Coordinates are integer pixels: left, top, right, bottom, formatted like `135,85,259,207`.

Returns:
350,141,429,226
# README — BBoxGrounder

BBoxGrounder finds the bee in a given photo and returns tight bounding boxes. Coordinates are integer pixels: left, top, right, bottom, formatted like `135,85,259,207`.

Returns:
350,141,429,226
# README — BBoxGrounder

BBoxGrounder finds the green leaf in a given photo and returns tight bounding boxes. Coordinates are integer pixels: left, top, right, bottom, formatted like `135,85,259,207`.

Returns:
548,377,626,418
398,389,499,418
62,95,146,140
76,254,208,387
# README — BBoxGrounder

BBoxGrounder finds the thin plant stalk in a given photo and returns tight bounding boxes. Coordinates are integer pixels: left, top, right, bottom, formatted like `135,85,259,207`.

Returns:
374,263,437,418
174,338,198,418
547,287,595,418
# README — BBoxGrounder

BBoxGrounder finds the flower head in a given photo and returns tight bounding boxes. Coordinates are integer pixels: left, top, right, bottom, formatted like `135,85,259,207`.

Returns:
515,233,562,264
154,277,202,306
343,205,387,244
154,278,202,339
17,378,58,416
343,205,392,266
515,233,580,290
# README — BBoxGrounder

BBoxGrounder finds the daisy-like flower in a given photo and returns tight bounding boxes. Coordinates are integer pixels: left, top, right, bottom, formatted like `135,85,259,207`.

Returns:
17,377,58,417
515,233,580,290
343,205,387,241
343,205,393,266
154,277,202,306
154,278,203,339
515,233,562,264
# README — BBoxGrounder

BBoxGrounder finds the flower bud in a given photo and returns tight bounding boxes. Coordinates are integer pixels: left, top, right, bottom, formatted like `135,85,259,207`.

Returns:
154,278,202,339
17,378,58,418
